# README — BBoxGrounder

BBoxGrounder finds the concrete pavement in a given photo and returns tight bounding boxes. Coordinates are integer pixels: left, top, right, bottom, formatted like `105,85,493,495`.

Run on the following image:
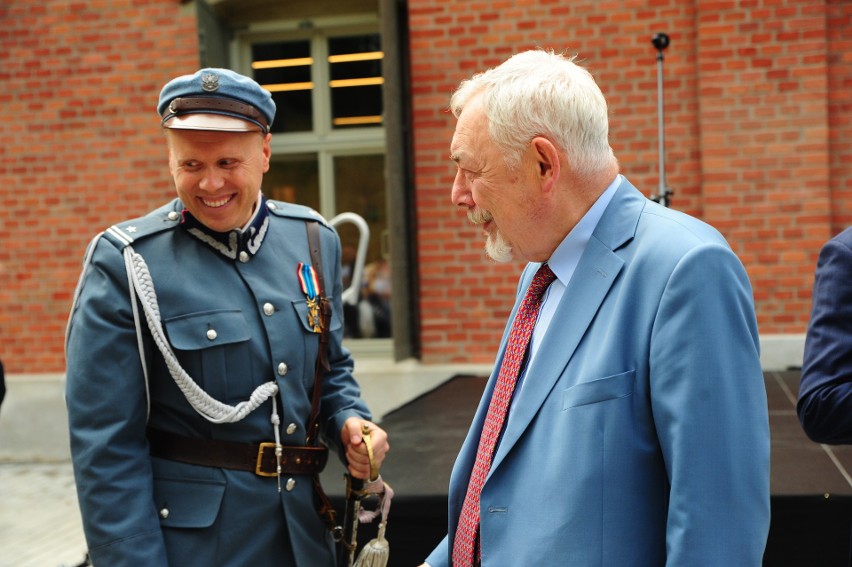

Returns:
0,462,87,567
0,357,488,567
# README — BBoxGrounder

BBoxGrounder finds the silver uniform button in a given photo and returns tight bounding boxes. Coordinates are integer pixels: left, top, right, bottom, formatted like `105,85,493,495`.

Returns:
159,508,170,519
286,423,297,435
239,251,249,263
167,211,179,221
207,329,218,340
278,362,288,376
263,302,275,316
267,202,277,210
285,478,296,492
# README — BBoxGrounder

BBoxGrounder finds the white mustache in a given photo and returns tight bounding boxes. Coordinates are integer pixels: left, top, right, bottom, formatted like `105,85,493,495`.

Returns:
468,209,492,225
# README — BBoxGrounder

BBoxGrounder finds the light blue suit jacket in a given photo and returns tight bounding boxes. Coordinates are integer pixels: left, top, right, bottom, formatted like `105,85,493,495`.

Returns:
427,180,770,566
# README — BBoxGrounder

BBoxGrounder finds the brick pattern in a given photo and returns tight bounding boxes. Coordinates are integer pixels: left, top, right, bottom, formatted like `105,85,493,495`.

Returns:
410,0,849,363
0,0,198,372
411,0,702,363
0,0,849,371
828,0,852,233
696,0,831,333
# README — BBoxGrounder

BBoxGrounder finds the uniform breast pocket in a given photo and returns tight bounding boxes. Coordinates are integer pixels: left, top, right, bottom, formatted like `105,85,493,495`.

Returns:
562,370,636,410
163,310,252,402
291,298,343,334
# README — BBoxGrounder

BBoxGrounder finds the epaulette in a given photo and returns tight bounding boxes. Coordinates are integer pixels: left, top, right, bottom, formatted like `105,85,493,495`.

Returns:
103,200,183,250
266,200,330,228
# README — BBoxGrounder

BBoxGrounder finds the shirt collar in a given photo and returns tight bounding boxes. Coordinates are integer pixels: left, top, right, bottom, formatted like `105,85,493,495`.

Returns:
547,174,622,285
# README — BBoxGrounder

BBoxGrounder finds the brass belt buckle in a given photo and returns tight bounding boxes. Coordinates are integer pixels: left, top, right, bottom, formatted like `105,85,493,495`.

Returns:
255,442,277,477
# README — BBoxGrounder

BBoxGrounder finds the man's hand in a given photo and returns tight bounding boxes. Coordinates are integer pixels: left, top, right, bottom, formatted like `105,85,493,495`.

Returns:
340,417,389,479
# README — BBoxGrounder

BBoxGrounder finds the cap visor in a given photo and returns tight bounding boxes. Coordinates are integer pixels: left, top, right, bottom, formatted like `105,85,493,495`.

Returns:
163,114,261,132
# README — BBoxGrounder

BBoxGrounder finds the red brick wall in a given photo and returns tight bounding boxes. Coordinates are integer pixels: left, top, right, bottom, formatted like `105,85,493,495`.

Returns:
409,0,849,363
828,0,852,233
696,0,831,332
0,0,198,373
0,0,848,372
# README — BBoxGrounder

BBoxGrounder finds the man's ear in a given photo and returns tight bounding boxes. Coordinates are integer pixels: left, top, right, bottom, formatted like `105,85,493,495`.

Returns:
531,136,560,192
261,132,272,173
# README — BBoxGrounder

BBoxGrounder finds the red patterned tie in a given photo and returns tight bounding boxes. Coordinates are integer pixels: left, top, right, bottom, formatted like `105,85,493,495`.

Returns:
452,263,557,566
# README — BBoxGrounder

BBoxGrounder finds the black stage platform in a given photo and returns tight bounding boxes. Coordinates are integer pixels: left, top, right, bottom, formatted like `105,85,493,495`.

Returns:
321,371,852,566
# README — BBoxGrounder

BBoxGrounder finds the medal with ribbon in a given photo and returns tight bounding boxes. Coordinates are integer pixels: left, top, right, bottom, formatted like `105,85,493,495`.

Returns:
297,262,323,333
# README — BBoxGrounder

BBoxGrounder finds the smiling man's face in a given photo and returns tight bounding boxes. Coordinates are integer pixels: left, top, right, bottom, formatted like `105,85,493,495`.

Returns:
167,128,271,232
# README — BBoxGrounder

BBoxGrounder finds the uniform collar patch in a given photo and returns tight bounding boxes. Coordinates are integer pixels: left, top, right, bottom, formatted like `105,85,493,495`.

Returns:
179,196,270,261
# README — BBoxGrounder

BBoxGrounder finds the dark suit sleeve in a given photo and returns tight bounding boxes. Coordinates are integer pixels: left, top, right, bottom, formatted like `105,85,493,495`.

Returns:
798,229,852,444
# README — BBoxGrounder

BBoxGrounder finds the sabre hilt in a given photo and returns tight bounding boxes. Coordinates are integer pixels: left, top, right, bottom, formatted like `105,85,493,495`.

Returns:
362,424,380,482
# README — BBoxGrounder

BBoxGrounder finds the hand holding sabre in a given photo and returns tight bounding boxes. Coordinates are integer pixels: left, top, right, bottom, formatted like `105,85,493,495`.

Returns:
341,417,389,480
340,419,393,567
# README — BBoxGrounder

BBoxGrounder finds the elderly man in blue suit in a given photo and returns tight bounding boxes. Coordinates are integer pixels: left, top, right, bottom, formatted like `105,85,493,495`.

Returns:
798,227,852,443
423,50,770,567
65,68,389,566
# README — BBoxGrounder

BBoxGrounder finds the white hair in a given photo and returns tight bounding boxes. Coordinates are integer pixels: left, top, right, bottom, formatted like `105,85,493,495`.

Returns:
450,49,617,175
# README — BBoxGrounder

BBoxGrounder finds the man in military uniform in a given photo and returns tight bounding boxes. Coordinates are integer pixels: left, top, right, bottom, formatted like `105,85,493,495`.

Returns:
65,68,389,566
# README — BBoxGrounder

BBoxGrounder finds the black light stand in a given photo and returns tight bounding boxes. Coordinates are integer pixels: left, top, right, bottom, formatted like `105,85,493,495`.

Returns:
650,32,673,207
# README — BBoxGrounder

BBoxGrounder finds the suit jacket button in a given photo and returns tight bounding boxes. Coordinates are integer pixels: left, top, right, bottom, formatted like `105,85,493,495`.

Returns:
263,302,275,316
278,362,288,376
285,478,296,492
206,329,218,340
159,508,170,519
239,251,250,263
286,423,297,435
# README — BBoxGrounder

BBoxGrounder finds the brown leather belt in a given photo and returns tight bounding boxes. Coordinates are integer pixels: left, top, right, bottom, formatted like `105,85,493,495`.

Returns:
147,428,329,477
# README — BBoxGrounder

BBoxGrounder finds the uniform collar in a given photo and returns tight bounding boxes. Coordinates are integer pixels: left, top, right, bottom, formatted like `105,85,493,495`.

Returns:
179,194,270,262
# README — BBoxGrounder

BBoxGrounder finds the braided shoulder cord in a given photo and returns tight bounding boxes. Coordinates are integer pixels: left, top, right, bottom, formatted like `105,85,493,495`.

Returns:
123,246,151,419
123,246,280,425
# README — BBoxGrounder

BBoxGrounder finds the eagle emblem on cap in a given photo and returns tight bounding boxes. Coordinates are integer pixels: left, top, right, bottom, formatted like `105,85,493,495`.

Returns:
201,72,220,92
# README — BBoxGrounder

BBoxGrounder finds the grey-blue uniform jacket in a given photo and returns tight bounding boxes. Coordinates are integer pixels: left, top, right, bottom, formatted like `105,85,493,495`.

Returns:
65,196,371,566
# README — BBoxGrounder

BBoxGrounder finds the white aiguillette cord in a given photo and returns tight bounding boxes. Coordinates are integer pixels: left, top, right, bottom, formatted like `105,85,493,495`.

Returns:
123,246,285,486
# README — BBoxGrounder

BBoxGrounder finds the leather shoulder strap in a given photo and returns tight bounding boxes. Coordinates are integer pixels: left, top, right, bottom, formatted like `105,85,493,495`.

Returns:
305,220,340,536
306,221,331,446
306,221,331,371
306,220,326,295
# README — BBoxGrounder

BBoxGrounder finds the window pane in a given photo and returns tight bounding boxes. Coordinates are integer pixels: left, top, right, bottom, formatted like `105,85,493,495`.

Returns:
334,154,390,338
251,40,313,133
265,154,319,211
328,34,383,130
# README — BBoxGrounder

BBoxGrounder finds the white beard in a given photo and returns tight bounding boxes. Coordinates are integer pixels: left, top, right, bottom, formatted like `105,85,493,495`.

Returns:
485,229,514,263
469,208,514,263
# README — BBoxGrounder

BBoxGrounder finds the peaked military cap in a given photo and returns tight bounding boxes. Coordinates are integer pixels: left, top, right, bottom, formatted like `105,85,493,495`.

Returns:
158,68,276,133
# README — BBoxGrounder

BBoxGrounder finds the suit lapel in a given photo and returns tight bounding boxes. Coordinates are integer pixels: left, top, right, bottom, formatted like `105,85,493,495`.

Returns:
488,180,646,472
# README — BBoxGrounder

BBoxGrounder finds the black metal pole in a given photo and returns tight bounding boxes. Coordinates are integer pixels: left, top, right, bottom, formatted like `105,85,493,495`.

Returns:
650,32,673,207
